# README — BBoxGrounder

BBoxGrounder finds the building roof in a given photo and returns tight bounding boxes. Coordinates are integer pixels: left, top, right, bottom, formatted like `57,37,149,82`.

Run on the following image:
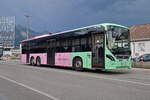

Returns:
130,24,150,41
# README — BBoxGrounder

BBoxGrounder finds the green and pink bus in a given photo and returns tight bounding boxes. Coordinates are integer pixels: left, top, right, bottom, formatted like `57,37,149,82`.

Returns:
21,23,131,70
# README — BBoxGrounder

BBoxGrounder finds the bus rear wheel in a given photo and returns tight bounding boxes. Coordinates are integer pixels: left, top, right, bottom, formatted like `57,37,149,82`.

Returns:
36,57,41,66
30,57,35,65
73,57,83,71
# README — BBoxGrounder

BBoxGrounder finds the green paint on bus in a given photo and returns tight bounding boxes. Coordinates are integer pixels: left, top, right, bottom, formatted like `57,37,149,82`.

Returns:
105,48,131,69
71,52,92,69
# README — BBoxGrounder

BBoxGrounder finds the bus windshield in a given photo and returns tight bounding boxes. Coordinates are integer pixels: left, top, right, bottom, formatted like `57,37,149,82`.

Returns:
106,26,130,57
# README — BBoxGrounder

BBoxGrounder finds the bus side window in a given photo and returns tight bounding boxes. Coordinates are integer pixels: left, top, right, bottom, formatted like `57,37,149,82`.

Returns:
80,36,92,51
72,38,81,52
55,41,59,52
81,37,86,51
86,36,92,51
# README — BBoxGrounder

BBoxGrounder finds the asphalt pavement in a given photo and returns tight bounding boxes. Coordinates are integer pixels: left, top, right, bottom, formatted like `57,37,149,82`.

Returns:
0,60,150,100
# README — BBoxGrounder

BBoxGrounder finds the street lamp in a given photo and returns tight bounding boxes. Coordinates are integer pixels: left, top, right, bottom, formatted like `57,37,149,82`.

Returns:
24,14,31,39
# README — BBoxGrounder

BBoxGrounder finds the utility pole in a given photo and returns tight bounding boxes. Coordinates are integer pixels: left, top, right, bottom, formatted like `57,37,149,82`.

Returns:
24,14,31,39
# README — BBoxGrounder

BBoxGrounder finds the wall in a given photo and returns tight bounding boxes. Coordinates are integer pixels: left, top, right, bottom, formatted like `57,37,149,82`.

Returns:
3,50,12,56
131,40,150,58
3,48,20,56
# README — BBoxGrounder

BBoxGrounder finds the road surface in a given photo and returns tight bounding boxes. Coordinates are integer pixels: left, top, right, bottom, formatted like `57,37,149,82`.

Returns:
0,60,150,100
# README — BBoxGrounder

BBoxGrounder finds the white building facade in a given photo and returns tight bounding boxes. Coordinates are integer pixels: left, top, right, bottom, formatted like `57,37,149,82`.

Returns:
131,39,150,58
0,16,16,56
130,24,150,58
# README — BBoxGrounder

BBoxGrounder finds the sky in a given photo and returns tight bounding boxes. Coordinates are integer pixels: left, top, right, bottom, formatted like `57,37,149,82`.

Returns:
0,0,150,33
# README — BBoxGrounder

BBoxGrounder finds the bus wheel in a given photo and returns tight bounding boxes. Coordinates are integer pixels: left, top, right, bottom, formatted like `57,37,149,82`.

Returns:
30,57,35,65
73,58,83,71
36,57,41,66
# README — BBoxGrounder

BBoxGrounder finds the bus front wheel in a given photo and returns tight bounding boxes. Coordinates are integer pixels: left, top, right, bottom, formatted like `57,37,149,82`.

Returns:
73,57,83,71
36,57,41,66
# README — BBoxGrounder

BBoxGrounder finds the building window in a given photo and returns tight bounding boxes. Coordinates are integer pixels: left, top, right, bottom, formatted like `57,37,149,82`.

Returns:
138,42,145,52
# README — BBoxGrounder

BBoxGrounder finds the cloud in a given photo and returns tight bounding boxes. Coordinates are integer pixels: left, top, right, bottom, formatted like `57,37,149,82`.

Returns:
0,0,150,32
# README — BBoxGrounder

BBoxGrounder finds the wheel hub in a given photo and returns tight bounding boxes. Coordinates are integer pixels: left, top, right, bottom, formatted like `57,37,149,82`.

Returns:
76,61,81,68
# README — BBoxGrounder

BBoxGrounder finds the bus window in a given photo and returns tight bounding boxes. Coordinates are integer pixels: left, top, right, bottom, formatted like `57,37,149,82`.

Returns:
72,38,81,52
72,39,80,46
81,38,86,45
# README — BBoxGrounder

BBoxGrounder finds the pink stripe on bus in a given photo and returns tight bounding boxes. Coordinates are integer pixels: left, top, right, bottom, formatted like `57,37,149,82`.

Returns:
55,53,71,67
30,53,47,65
21,54,27,64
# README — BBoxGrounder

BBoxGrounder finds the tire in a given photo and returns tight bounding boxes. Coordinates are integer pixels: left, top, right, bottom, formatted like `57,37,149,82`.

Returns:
30,57,35,65
73,57,83,71
36,57,41,66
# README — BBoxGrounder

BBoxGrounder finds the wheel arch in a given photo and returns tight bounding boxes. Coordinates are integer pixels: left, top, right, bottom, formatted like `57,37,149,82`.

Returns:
73,56,83,62
30,56,34,60
36,56,41,61
71,52,92,69
36,56,41,66
72,56,83,66
30,56,34,63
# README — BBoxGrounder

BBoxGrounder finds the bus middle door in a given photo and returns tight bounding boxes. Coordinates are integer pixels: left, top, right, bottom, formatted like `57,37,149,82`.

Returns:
47,40,56,66
92,33,104,68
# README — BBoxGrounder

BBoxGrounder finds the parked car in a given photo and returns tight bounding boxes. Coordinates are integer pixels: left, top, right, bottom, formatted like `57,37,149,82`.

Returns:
133,54,150,62
132,57,139,62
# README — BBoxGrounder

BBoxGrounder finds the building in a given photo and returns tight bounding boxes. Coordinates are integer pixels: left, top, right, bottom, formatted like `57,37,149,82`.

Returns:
0,16,15,56
130,24,150,58
11,48,20,56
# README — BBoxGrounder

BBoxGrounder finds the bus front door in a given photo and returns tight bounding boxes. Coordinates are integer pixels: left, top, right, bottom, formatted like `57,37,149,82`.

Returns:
92,33,104,68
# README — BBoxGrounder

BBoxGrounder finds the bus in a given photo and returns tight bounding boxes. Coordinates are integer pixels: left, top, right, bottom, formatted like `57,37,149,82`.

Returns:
21,23,131,70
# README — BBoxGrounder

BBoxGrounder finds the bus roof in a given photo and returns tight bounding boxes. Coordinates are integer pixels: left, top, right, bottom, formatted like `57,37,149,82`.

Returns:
66,23,128,31
22,23,128,42
21,33,52,42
